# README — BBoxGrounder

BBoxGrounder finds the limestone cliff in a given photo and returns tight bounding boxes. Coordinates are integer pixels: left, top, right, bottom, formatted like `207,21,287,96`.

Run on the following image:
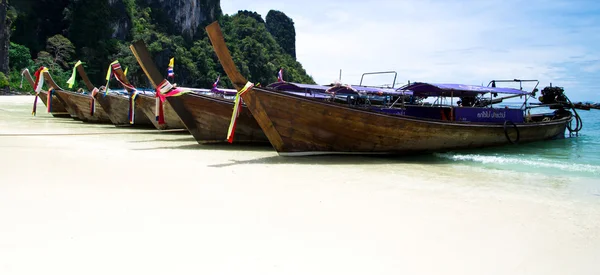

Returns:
143,0,221,38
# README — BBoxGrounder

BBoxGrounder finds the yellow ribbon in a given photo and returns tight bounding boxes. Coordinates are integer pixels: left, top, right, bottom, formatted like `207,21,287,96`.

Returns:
104,60,119,96
227,82,254,143
66,60,82,88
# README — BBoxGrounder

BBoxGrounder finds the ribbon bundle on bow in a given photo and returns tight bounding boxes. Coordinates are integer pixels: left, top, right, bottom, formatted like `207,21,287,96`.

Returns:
89,87,99,116
66,60,83,89
128,90,139,124
154,79,190,125
105,61,138,124
31,67,49,116
226,82,255,143
46,89,53,113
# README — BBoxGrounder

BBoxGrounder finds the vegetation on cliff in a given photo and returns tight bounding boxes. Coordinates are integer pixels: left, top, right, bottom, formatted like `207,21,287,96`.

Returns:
3,0,313,94
266,10,296,58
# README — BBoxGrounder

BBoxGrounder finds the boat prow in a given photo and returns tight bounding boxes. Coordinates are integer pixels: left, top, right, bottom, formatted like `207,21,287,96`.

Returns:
22,69,71,118
130,40,267,143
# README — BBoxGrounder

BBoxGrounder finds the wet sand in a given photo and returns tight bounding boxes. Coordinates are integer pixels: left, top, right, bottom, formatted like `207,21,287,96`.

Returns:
1,96,599,275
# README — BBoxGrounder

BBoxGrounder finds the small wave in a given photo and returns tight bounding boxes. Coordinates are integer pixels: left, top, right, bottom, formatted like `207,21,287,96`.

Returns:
435,153,600,175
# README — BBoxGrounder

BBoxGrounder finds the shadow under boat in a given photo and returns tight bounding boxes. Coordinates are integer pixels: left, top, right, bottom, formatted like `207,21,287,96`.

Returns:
204,21,577,157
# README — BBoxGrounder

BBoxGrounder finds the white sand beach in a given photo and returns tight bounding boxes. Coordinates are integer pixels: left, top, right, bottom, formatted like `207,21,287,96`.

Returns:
1,96,599,275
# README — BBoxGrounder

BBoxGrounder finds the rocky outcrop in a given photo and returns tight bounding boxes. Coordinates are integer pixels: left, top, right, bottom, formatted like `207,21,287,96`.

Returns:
144,0,221,38
266,10,296,58
108,0,131,40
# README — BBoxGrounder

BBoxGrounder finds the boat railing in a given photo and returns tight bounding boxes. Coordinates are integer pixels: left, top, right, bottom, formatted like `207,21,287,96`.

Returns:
359,71,398,88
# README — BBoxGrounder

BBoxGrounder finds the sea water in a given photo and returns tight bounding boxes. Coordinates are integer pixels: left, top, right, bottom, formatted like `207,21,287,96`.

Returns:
435,105,600,179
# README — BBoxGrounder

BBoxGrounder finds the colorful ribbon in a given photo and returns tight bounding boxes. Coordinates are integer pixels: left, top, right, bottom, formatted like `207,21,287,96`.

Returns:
32,95,38,116
154,79,190,124
66,60,82,88
227,82,255,143
31,67,48,116
46,89,53,113
20,69,27,89
104,61,119,96
128,90,139,124
155,80,172,125
90,87,99,116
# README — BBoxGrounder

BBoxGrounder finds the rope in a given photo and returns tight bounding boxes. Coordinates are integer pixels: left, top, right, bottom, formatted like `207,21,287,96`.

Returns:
503,120,520,144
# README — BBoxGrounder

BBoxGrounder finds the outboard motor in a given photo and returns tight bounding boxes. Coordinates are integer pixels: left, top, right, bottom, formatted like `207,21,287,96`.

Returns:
538,86,568,104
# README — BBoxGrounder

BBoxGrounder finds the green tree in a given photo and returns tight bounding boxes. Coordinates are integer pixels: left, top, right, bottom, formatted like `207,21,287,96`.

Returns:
69,0,118,85
237,10,264,24
10,0,71,55
266,10,296,58
8,42,32,70
220,14,313,85
46,34,74,69
0,71,8,87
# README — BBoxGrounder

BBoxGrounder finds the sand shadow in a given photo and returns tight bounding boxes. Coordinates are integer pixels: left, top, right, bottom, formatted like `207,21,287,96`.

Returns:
207,153,451,168
134,142,274,152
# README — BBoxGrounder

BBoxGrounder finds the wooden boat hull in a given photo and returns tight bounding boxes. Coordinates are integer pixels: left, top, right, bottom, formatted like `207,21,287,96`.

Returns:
37,90,72,118
94,93,154,127
242,87,571,156
166,93,268,144
53,90,112,123
135,94,187,130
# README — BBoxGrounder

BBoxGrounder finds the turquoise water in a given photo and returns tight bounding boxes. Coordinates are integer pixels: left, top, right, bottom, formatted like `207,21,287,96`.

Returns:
435,108,600,179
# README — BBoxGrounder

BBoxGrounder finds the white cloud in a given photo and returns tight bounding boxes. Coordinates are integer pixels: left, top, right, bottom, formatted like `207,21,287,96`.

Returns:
221,0,600,101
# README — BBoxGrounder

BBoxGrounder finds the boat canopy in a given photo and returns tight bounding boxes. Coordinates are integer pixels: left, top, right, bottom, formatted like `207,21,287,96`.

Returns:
328,85,411,96
268,82,411,96
267,82,330,91
401,82,530,97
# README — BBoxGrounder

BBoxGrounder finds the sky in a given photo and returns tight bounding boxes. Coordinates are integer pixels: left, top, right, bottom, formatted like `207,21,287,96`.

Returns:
221,0,600,102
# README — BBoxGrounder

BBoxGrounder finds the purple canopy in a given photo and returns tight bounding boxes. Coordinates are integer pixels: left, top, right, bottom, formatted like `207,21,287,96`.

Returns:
267,82,330,91
326,85,412,96
268,82,412,97
401,82,529,96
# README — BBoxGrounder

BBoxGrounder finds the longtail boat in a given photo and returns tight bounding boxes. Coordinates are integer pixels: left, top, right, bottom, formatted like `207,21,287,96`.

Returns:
88,61,154,127
42,70,111,123
129,40,267,143
126,43,186,130
22,68,71,118
206,21,577,156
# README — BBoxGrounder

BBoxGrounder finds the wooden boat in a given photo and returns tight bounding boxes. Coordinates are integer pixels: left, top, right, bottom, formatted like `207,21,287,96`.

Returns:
572,102,591,111
21,69,71,118
134,94,187,130
129,40,266,143
118,47,186,130
91,63,154,127
205,21,575,156
44,71,112,123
